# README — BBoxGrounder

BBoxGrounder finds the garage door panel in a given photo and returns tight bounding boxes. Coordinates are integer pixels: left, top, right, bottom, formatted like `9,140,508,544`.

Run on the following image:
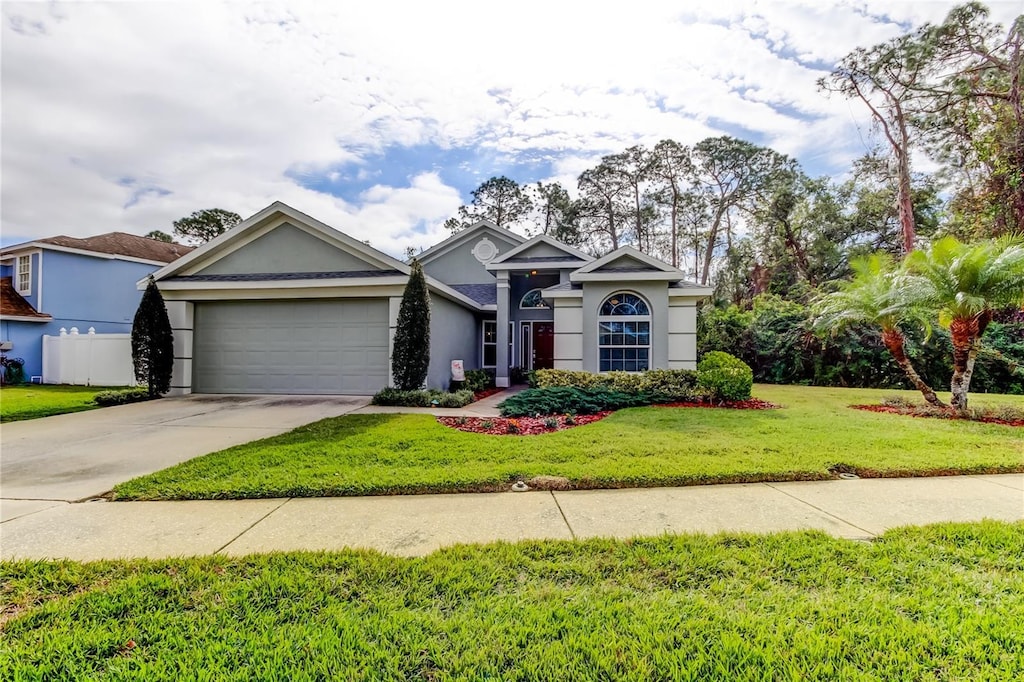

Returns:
193,299,389,395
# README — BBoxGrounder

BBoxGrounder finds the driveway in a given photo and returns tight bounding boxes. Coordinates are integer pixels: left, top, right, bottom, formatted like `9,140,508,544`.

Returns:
0,395,368,504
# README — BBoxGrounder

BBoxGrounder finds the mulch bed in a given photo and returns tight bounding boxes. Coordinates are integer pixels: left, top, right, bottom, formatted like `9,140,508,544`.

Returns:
472,387,505,401
656,398,780,410
438,412,611,435
852,404,1024,427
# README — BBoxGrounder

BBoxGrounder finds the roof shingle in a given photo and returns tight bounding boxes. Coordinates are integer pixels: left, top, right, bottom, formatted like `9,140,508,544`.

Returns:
3,232,194,263
0,277,51,320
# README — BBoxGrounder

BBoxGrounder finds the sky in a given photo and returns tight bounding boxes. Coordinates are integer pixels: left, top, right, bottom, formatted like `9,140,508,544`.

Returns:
2,1,1021,256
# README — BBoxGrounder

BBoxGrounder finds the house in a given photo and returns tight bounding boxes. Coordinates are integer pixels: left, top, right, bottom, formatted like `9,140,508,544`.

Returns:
0,233,194,379
146,202,713,395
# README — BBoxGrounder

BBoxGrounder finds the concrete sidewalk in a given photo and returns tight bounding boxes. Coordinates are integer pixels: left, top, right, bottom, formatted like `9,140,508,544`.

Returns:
2,474,1021,562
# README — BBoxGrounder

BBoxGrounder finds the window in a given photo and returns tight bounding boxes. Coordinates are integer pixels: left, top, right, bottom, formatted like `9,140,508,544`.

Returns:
482,320,497,367
519,288,549,309
483,320,515,368
16,255,31,295
598,292,650,372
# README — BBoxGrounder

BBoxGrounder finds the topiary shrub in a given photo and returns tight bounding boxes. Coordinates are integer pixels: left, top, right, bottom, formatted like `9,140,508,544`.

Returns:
697,351,753,401
499,387,651,417
94,387,155,406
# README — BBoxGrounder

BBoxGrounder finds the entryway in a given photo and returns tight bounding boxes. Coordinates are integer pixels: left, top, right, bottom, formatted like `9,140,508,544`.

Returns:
519,321,554,370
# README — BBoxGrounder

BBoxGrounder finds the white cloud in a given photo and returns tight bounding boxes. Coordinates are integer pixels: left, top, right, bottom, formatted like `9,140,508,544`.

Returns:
2,0,1016,255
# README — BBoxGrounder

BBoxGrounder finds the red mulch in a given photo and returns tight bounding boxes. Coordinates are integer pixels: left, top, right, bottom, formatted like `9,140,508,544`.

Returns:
438,412,611,435
472,387,505,401
655,398,780,410
852,404,1024,427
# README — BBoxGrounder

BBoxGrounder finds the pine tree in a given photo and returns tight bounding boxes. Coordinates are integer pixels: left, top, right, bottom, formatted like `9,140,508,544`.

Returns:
132,277,174,397
391,260,431,390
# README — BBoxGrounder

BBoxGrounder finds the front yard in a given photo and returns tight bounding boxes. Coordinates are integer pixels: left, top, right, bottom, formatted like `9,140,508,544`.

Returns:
2,522,1022,680
113,385,1024,500
0,384,117,422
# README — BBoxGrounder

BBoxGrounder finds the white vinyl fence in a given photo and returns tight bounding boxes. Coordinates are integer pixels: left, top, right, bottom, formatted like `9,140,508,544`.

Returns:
42,328,136,386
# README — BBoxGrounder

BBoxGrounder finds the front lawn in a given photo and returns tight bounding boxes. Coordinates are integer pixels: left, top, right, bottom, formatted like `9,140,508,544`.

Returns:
2,522,1022,680
113,385,1024,500
0,384,119,422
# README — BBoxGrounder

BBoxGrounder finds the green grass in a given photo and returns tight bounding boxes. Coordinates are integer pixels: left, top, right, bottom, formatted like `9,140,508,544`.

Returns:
113,385,1024,500
0,384,120,422
2,522,1022,680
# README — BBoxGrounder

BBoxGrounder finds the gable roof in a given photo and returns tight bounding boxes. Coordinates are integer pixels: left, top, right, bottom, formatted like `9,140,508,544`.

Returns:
0,277,51,321
486,234,593,270
414,220,525,265
148,201,483,310
1,233,193,264
570,246,695,283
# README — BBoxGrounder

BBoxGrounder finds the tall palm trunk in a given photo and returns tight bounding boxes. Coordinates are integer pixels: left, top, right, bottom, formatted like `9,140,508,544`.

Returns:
880,328,946,407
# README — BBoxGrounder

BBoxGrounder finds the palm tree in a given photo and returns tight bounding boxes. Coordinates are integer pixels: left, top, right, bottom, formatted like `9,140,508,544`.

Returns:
815,254,946,407
905,236,1024,411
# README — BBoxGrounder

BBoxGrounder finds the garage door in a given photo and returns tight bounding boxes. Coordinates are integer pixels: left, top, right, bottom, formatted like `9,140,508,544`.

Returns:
192,299,389,394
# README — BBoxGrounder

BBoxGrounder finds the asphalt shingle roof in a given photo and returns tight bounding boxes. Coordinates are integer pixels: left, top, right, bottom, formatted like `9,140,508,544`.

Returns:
17,232,196,263
449,283,498,305
0,277,50,319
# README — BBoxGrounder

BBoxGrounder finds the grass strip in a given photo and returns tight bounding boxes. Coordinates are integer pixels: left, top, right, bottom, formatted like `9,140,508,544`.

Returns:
2,522,1022,680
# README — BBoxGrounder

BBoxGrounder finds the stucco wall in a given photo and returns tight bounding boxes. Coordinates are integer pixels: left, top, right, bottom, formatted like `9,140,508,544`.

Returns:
3,251,159,378
581,281,669,373
425,295,479,390
552,298,584,371
199,222,384,275
420,228,519,285
667,299,699,370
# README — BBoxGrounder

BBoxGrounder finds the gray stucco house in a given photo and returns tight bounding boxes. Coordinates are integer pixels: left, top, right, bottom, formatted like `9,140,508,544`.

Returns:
148,202,713,395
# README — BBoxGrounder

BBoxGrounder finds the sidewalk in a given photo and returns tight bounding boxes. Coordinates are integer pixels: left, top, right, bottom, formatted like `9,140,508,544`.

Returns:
2,474,1021,562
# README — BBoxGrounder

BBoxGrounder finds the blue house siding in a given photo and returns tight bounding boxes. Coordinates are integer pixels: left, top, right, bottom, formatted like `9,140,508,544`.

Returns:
1,251,160,378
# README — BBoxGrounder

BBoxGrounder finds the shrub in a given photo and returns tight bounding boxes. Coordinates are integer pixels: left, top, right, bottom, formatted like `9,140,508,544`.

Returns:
94,387,154,407
499,387,651,417
371,388,474,408
532,368,698,402
132,277,173,397
509,366,530,385
461,369,495,393
697,352,753,401
391,260,431,390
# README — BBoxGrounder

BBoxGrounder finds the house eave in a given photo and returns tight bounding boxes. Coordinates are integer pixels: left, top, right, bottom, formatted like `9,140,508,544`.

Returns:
486,260,585,272
0,314,53,323
1,242,169,267
570,271,687,283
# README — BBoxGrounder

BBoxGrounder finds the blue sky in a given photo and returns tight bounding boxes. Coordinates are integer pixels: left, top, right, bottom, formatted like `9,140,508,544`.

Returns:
2,1,1020,256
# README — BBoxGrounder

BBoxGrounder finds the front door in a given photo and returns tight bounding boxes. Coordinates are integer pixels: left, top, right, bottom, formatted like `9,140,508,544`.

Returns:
532,322,554,370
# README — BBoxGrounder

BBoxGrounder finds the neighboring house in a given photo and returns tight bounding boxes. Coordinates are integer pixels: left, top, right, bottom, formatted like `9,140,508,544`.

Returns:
0,233,194,379
148,201,713,396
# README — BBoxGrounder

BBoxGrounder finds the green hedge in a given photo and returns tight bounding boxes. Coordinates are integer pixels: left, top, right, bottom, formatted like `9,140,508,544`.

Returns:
697,351,753,401
533,368,697,401
372,388,475,408
499,387,653,417
94,387,155,406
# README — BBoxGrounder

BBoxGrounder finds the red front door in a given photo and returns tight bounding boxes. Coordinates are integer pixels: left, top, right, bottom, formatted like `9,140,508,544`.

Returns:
532,322,554,370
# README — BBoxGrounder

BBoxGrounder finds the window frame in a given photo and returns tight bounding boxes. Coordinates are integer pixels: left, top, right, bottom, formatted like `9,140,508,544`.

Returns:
16,255,31,295
481,320,497,368
597,292,651,373
519,288,550,309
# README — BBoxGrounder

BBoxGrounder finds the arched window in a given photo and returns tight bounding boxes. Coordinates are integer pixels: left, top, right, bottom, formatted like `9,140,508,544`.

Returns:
598,292,650,372
519,288,549,309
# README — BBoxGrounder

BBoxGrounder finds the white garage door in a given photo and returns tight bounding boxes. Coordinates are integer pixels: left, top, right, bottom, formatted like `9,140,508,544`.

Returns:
192,299,389,395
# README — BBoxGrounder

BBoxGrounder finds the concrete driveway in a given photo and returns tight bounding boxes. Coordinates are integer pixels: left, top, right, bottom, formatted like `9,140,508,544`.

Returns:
0,395,368,505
